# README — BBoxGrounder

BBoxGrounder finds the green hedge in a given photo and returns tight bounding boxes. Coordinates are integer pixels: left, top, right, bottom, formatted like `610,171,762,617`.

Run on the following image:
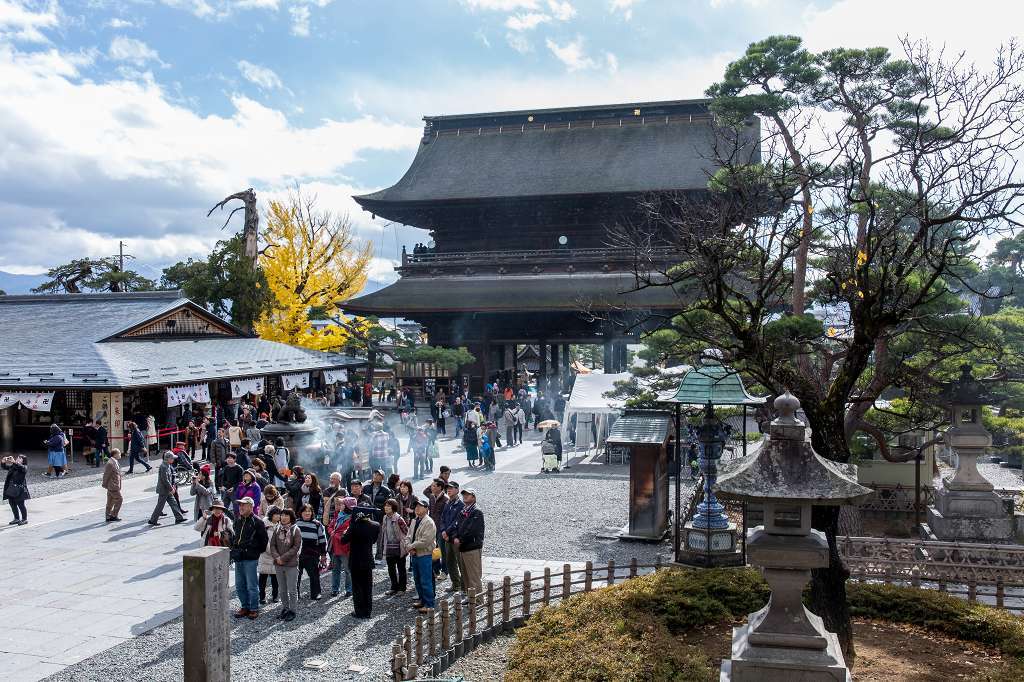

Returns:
506,568,1024,682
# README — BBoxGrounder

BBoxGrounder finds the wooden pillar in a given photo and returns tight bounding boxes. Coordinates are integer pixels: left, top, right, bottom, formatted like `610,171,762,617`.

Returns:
539,340,548,393
561,344,571,387
603,339,613,372
512,344,520,390
550,345,560,393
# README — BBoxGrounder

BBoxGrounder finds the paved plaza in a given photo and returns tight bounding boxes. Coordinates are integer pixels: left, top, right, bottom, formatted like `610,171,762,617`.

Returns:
0,427,671,682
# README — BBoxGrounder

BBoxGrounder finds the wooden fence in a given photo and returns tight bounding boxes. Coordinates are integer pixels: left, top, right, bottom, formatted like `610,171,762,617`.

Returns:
391,558,664,681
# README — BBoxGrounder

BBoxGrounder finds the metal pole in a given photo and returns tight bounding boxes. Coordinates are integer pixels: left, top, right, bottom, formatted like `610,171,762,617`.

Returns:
674,402,681,562
914,449,922,528
742,404,748,458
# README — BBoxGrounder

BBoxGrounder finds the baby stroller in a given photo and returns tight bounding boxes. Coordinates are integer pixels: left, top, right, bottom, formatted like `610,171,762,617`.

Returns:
540,440,560,473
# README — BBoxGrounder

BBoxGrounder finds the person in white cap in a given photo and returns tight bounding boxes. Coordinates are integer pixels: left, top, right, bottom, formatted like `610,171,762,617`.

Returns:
231,496,269,620
452,488,484,603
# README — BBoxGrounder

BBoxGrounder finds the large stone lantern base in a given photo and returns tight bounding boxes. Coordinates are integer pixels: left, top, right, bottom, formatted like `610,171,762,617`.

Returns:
677,520,743,567
720,529,850,682
922,449,1015,543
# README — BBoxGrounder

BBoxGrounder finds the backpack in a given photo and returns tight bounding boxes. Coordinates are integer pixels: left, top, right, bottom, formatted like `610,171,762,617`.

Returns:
330,516,351,556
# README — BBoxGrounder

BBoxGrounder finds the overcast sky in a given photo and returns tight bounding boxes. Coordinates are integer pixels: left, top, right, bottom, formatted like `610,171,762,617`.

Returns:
0,0,1019,288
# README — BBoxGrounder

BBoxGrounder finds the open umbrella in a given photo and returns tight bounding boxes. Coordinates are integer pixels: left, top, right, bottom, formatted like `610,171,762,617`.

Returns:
537,419,560,430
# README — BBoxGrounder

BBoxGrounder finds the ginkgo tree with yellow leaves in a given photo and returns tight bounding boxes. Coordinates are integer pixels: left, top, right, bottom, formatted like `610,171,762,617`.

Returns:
255,191,373,351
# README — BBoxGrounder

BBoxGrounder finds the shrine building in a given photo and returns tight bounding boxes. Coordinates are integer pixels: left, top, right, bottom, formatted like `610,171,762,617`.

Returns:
343,99,758,392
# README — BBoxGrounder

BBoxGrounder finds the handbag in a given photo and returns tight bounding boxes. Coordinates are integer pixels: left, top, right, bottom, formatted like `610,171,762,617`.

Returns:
6,482,26,499
441,409,451,419
431,546,442,561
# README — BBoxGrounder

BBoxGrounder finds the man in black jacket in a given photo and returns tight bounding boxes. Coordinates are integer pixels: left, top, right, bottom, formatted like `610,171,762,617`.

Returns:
231,497,269,619
217,452,244,510
367,470,391,560
342,512,381,618
453,488,485,603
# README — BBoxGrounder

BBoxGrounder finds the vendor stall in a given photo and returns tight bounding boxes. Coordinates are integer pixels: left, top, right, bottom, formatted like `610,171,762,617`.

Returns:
563,372,630,453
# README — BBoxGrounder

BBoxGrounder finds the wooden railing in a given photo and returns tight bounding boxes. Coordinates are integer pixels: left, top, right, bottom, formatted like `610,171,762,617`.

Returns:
401,247,681,268
390,558,664,681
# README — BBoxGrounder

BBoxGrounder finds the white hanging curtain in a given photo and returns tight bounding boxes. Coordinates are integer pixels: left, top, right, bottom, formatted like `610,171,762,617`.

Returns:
166,383,211,407
323,368,348,385
0,392,55,412
230,377,265,398
281,372,310,391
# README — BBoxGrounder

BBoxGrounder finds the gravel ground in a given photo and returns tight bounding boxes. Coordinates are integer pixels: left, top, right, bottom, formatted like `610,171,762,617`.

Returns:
44,446,683,682
935,461,1024,491
444,634,514,682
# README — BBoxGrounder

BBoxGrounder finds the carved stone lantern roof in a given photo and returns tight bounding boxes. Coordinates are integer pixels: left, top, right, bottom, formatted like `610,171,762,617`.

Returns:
716,392,872,505
937,364,1002,407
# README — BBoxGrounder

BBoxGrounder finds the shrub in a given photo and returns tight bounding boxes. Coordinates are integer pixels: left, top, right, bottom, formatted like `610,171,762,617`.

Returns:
848,583,1024,658
505,568,1024,682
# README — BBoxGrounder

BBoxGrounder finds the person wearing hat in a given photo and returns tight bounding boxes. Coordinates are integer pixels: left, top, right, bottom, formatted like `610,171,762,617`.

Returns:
196,501,233,547
341,505,381,618
368,470,391,560
439,481,464,593
327,496,356,597
148,451,186,526
101,447,123,522
232,496,269,620
406,496,437,612
191,463,217,521
453,488,485,604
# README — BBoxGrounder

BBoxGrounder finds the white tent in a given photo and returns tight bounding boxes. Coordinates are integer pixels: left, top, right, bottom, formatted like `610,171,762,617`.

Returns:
564,372,631,451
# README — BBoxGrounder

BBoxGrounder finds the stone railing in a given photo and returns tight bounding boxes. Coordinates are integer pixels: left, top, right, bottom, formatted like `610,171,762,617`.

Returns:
839,535,1024,611
857,483,936,514
390,558,664,681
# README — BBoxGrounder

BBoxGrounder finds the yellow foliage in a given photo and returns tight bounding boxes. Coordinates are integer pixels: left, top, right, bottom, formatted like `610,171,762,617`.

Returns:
255,192,372,351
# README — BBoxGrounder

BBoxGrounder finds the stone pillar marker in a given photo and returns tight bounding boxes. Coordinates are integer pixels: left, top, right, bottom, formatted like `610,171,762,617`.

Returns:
716,392,872,682
183,546,230,682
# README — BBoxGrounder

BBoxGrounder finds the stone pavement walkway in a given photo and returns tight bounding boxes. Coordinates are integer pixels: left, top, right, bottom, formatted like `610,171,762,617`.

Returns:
0,468,195,682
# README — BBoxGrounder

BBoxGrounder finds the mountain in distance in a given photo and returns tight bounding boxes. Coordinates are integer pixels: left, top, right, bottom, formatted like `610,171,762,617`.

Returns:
0,270,47,295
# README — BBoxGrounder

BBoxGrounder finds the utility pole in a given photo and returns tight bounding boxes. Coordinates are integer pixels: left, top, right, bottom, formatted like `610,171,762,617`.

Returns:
118,241,125,272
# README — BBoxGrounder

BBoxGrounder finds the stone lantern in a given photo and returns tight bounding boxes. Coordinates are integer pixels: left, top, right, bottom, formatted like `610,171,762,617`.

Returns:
924,364,1014,542
716,392,871,682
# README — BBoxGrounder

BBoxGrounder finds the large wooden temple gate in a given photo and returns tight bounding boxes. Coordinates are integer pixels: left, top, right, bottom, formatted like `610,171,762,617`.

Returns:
343,99,759,393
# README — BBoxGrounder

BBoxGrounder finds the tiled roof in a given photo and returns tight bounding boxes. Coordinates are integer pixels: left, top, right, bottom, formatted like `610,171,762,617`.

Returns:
341,273,684,315
606,410,672,445
0,291,361,389
667,361,766,406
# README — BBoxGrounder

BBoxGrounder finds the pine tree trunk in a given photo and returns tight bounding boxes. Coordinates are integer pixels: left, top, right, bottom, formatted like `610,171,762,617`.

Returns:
809,505,855,664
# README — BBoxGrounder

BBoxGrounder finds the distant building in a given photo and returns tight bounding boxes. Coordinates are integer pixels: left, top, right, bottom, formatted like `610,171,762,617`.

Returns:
0,291,361,451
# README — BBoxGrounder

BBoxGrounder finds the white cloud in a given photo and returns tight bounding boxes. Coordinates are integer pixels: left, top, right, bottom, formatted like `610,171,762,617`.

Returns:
545,35,595,71
108,36,164,67
0,0,59,43
474,28,491,48
604,51,618,73
505,12,549,31
237,59,282,89
289,4,310,36
506,32,532,53
461,0,539,10
609,0,638,20
0,41,419,271
350,90,365,111
106,18,134,29
547,0,575,21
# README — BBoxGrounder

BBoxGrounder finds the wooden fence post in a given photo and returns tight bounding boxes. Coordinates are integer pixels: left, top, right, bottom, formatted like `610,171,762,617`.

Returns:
607,559,616,585
440,597,451,650
585,561,593,592
523,570,532,617
486,581,495,630
655,555,662,570
395,652,406,682
562,563,571,600
502,576,511,625
630,557,638,578
404,625,412,665
543,567,551,606
468,588,477,637
391,642,402,682
415,616,424,666
454,597,464,644
968,579,977,603
996,579,1005,608
428,608,437,656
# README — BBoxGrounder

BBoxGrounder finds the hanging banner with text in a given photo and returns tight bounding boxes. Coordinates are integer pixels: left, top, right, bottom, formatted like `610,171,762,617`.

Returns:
166,383,211,407
0,392,55,412
281,372,310,391
322,368,348,385
230,377,265,398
